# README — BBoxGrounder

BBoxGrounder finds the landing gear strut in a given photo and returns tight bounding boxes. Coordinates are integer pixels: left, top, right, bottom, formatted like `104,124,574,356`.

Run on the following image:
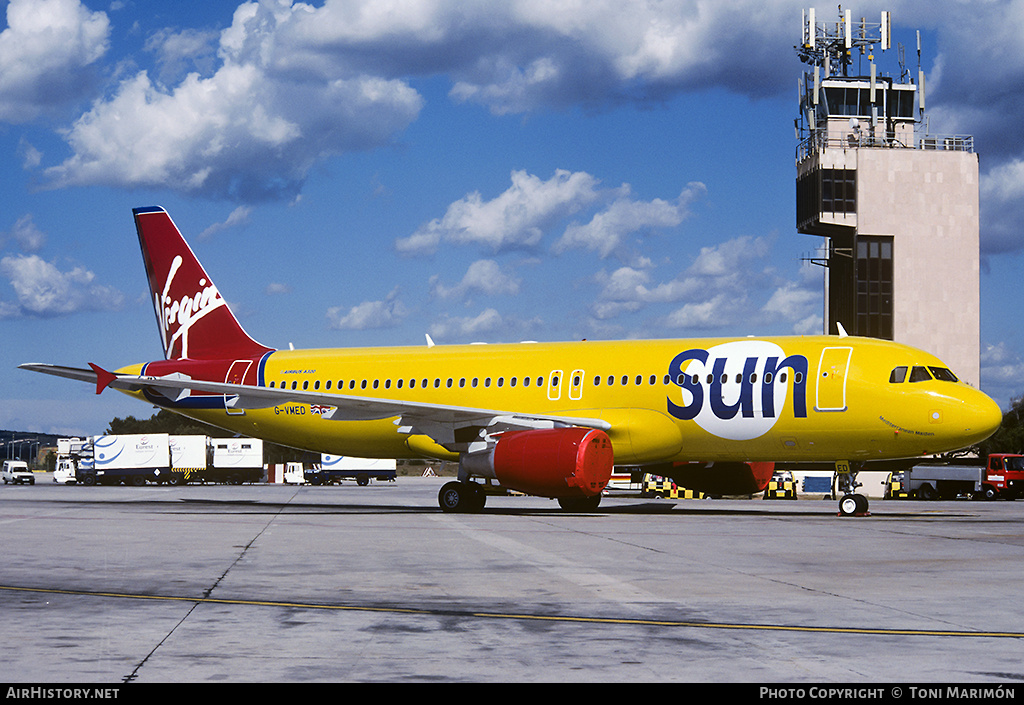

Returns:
836,461,870,517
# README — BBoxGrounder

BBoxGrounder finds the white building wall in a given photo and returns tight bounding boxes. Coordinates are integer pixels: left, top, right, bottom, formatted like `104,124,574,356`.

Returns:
855,148,981,387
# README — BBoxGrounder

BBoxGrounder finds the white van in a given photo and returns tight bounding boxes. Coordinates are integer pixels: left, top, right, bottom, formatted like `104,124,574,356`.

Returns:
2,460,35,485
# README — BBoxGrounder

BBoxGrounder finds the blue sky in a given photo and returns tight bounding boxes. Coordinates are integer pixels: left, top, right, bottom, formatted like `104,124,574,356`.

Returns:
2,0,1023,436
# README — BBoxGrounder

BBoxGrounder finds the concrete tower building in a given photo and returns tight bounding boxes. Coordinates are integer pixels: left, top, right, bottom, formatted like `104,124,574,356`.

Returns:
795,8,981,386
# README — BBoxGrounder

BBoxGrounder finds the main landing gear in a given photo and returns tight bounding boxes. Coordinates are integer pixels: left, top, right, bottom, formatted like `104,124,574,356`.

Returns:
438,481,487,513
437,480,604,513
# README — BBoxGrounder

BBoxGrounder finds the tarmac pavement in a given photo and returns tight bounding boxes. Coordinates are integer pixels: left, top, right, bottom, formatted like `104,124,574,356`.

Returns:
2,475,1023,684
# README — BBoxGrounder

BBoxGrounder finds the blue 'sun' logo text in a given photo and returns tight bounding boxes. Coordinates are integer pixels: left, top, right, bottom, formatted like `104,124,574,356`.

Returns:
666,340,808,440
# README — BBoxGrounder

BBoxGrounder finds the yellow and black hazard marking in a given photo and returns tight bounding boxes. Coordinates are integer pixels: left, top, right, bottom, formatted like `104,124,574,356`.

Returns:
641,475,705,499
166,467,204,485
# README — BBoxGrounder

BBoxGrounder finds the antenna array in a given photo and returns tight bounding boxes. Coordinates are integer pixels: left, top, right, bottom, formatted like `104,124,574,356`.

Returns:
796,7,891,77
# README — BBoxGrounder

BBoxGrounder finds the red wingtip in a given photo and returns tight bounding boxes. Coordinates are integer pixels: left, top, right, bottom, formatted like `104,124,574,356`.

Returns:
88,363,117,395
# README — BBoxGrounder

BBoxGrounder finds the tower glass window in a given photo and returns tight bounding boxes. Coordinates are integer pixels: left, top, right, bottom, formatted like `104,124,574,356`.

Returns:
855,236,893,339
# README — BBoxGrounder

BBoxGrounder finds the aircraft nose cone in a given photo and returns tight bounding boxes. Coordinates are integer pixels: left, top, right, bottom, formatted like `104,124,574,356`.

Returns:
973,391,1003,440
956,387,1003,446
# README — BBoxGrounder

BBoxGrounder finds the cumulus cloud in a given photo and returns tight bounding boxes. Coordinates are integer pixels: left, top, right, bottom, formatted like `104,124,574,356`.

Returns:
554,182,706,259
397,169,604,255
40,2,423,201
911,0,1024,163
199,206,253,240
981,341,1024,408
590,234,776,330
264,282,292,295
444,0,799,113
326,288,407,330
398,169,708,260
0,0,110,123
761,280,823,334
430,259,521,299
13,0,1024,217
0,254,124,318
428,308,505,340
663,294,736,330
887,1,1024,253
4,214,47,252
591,265,700,320
979,158,1024,254
144,26,220,85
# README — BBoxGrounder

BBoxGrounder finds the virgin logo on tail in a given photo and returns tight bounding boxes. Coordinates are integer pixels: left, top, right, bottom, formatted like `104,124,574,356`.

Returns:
134,207,273,361
156,254,225,359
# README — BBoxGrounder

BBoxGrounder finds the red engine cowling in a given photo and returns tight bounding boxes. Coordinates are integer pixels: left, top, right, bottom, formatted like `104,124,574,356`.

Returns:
491,427,613,498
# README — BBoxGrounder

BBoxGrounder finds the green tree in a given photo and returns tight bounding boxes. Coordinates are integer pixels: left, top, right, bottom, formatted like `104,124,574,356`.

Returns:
980,396,1024,456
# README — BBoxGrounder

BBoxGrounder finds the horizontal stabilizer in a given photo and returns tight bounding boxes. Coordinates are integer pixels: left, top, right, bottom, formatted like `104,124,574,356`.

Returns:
89,363,117,395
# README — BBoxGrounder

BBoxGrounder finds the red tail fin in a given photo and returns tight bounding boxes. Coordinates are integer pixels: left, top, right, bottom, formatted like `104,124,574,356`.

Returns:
133,207,273,360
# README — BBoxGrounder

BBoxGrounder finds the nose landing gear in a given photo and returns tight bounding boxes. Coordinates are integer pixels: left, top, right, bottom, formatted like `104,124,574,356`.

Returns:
838,492,870,516
836,461,870,517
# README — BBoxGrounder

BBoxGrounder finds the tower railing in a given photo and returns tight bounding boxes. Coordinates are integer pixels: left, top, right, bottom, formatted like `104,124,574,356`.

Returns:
797,130,974,162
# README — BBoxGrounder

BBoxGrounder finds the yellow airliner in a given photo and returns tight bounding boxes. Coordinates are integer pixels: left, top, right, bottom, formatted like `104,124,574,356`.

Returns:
21,207,1002,515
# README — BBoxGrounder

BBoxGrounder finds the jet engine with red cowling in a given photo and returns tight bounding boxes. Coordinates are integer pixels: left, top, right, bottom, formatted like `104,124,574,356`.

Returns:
459,427,613,498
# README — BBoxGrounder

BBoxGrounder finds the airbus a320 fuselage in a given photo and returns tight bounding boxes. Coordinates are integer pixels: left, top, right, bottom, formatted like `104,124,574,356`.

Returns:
22,207,1002,515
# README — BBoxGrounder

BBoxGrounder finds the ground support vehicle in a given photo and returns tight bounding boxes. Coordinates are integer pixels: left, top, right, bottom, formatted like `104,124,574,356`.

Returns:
81,434,171,486
983,454,1024,498
202,438,264,484
163,435,210,485
282,462,306,484
764,471,797,499
2,460,35,485
53,438,89,484
886,454,1024,500
57,435,265,485
303,455,396,486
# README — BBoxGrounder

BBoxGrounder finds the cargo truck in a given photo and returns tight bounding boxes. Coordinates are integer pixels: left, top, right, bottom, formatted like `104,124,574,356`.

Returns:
85,433,171,486
303,455,397,486
208,438,264,484
58,435,264,485
887,454,1024,500
166,435,210,485
163,436,263,484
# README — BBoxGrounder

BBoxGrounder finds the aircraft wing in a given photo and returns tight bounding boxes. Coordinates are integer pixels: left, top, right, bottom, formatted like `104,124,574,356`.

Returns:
19,363,611,448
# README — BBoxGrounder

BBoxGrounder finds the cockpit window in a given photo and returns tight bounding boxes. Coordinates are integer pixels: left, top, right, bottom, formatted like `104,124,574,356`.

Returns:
928,366,958,382
908,366,932,382
891,365,958,383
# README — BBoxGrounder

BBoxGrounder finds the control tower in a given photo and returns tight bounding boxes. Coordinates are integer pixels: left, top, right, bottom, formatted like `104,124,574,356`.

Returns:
795,8,980,386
